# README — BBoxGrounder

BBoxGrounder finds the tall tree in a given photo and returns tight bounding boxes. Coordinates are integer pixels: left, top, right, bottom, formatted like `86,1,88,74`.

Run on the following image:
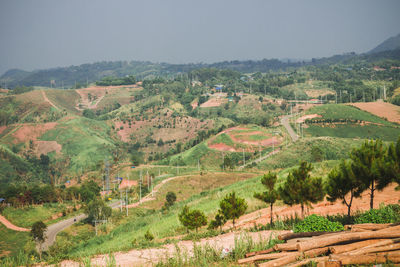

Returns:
254,172,279,225
219,192,247,228
31,221,47,260
350,140,389,210
279,161,325,217
84,198,112,223
385,137,400,186
326,160,361,219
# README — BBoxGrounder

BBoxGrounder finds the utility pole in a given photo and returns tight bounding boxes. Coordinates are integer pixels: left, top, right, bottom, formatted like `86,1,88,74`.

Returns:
147,170,149,190
222,153,225,171
120,190,123,212
242,148,245,166
151,175,154,197
259,143,261,161
139,180,142,204
197,159,200,171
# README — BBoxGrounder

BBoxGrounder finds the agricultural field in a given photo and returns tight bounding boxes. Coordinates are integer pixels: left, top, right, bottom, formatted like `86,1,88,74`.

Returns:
302,104,400,141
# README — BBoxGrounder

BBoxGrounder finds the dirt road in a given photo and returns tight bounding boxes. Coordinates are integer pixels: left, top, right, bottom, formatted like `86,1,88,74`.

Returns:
59,230,287,267
0,215,30,232
281,115,299,142
41,90,59,110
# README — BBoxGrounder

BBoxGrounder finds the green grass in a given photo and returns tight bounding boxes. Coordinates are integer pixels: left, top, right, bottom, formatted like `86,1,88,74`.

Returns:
40,117,115,174
2,203,70,228
210,133,234,146
257,137,364,170
167,142,223,168
0,223,30,258
306,124,400,142
50,159,337,258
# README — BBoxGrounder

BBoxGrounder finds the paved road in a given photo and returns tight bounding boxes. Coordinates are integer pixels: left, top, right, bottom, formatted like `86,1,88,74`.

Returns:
281,115,299,142
41,201,121,250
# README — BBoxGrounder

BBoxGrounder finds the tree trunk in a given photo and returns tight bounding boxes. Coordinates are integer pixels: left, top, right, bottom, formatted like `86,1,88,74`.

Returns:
270,203,273,225
300,203,304,218
232,218,235,228
370,180,375,210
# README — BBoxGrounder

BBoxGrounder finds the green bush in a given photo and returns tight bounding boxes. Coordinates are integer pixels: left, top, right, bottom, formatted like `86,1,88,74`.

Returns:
293,214,344,233
355,204,400,224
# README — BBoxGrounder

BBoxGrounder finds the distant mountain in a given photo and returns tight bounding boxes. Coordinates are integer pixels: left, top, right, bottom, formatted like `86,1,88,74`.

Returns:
369,33,400,54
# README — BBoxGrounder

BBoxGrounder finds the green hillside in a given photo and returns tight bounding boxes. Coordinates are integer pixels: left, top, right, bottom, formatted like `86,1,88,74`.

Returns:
304,104,400,141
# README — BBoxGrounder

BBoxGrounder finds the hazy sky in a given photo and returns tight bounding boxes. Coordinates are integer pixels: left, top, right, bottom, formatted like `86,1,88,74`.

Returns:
1,0,399,75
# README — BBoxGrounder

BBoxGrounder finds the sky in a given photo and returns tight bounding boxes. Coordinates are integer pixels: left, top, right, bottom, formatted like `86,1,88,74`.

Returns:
0,0,399,75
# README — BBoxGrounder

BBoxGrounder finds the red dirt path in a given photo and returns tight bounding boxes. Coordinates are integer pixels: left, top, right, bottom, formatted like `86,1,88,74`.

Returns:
0,125,6,134
0,215,29,232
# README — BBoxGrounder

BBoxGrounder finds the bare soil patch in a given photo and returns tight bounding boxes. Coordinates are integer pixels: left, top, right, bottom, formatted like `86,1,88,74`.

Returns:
208,143,237,151
0,125,7,135
35,140,62,156
296,114,322,123
119,179,138,190
304,89,335,98
200,93,227,107
351,101,400,124
12,122,57,143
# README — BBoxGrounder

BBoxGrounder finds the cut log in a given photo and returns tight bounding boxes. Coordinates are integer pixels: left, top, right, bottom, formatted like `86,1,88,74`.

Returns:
329,239,388,254
345,223,390,231
296,230,400,251
274,243,299,251
285,256,329,267
278,231,338,241
245,248,274,258
348,243,400,255
331,254,400,265
344,238,400,255
286,237,312,243
257,247,328,267
238,252,296,264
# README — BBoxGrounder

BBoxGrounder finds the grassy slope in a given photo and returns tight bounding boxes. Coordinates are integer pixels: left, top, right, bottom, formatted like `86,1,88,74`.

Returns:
257,137,364,170
40,117,115,173
65,159,334,257
304,104,400,141
0,224,30,258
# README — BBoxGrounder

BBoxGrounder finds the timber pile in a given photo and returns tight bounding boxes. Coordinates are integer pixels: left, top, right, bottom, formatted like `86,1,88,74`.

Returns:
238,224,400,266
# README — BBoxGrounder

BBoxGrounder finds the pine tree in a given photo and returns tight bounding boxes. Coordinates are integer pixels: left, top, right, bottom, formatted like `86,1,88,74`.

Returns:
350,140,389,210
279,161,324,218
219,192,247,228
254,172,279,225
326,160,361,219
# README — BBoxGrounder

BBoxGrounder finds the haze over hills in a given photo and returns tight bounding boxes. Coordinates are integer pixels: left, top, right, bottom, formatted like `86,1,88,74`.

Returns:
369,33,400,54
1,33,400,89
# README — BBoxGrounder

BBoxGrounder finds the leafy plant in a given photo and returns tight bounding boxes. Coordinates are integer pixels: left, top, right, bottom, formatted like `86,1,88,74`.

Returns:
293,214,344,233
355,204,400,224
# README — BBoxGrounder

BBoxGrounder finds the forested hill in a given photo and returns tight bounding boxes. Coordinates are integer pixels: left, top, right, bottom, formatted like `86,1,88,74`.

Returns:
1,48,400,89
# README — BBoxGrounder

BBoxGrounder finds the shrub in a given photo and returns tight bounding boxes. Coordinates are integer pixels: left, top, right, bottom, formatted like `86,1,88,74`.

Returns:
293,214,344,233
355,204,400,224
144,230,154,241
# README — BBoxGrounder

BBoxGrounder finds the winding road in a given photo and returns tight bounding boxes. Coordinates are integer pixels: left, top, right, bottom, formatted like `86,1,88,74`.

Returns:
41,201,122,250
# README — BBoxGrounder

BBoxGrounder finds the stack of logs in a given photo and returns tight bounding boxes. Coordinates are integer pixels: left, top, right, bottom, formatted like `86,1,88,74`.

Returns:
238,223,400,266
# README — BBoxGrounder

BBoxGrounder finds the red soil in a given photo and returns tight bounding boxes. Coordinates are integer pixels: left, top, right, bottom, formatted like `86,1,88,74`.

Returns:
12,122,57,143
35,140,62,156
234,183,400,229
118,179,138,190
0,215,30,232
296,114,322,123
208,143,236,152
351,101,400,124
0,125,6,134
200,94,227,107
